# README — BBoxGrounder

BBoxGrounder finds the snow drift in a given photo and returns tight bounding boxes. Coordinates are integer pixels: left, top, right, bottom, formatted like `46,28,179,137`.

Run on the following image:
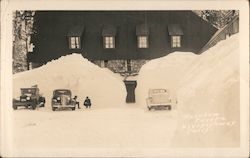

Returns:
137,34,239,111
13,54,126,109
137,34,239,147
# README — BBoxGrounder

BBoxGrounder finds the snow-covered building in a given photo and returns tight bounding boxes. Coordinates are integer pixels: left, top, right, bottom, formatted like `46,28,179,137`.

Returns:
29,11,217,74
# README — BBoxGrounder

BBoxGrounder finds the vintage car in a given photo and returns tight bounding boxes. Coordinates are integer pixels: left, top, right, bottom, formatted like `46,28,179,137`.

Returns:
51,89,76,111
146,89,177,111
13,87,45,110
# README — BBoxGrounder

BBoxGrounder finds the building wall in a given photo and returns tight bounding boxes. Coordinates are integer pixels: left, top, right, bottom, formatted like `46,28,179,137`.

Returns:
93,59,148,74
31,11,217,64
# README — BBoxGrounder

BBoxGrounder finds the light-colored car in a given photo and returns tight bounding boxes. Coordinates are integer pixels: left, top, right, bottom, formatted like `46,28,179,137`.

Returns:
51,89,76,111
146,89,177,111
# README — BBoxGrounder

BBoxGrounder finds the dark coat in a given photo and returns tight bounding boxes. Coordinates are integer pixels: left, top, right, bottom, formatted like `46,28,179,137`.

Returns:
84,98,91,106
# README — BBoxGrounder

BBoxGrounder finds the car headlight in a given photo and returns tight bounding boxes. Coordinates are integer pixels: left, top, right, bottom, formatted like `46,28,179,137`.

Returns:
26,96,30,100
57,97,60,100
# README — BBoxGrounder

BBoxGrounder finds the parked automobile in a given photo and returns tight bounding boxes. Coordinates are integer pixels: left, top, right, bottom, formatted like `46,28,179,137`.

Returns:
13,87,45,110
51,89,76,111
146,89,177,111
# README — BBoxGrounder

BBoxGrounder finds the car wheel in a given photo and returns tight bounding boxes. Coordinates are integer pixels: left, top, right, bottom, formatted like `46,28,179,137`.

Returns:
31,105,36,110
40,103,45,107
148,106,151,111
52,107,56,111
71,107,75,111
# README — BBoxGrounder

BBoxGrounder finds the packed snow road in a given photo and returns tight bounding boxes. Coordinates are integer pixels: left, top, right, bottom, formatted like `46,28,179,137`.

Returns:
12,107,178,156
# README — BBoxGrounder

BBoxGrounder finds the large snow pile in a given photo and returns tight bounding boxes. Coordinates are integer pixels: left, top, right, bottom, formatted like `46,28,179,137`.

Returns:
136,52,197,106
137,34,239,147
137,34,239,110
13,54,126,108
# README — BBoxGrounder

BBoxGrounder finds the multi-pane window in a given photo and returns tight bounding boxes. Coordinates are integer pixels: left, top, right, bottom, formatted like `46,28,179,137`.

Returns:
137,36,148,48
171,36,181,48
69,37,81,49
104,36,115,48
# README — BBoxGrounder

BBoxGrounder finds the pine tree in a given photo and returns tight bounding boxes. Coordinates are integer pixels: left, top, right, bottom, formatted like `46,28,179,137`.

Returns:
13,11,35,74
193,10,238,29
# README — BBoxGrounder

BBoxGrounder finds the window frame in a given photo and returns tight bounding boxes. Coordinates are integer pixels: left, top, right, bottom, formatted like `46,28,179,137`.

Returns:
171,35,181,48
137,35,149,48
103,36,115,49
127,59,132,72
69,36,81,49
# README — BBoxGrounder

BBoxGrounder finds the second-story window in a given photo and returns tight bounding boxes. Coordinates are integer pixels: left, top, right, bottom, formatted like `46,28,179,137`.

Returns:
171,36,181,48
168,24,183,48
137,36,148,48
136,24,150,49
102,25,117,49
104,36,115,48
67,24,84,49
69,37,81,49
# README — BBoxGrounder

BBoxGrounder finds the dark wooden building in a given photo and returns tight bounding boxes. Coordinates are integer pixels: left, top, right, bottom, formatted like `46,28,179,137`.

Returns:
29,11,217,73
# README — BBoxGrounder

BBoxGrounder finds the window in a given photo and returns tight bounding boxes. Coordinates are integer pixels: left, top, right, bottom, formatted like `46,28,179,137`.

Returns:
138,36,148,48
100,60,109,68
136,24,149,48
69,37,81,49
168,24,183,48
171,36,181,48
127,60,132,72
104,36,115,49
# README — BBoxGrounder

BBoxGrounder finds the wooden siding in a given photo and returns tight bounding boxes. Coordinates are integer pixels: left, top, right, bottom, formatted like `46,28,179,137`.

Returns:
30,11,217,64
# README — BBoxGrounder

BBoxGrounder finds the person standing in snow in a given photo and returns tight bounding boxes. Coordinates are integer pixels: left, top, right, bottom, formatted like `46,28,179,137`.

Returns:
84,96,91,108
73,95,80,109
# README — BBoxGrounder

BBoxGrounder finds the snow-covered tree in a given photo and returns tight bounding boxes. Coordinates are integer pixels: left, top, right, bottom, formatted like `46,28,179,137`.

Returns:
193,10,238,29
13,11,35,74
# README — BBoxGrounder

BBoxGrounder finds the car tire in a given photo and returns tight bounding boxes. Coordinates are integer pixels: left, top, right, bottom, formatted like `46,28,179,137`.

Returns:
71,107,75,111
148,106,151,111
52,107,56,111
40,103,45,107
31,105,36,110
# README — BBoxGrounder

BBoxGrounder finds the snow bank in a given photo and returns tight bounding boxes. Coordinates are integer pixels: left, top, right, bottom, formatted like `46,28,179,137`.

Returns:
137,34,239,147
13,54,126,109
136,52,197,106
137,34,239,110
178,34,239,114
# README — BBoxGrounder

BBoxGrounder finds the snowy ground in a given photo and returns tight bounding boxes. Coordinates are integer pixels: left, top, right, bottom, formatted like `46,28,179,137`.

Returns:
10,34,240,156
12,107,178,157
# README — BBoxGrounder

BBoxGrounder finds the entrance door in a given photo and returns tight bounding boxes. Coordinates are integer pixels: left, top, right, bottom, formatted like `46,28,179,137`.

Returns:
124,80,137,103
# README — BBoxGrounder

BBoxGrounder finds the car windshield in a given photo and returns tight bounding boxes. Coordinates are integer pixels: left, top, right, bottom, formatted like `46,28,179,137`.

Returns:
21,89,36,95
150,89,168,94
54,90,71,96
